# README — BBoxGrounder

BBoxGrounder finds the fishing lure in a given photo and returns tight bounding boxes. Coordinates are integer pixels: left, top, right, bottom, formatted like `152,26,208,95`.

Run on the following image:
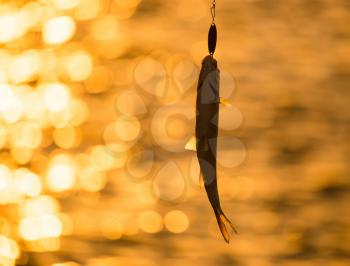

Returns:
186,0,237,243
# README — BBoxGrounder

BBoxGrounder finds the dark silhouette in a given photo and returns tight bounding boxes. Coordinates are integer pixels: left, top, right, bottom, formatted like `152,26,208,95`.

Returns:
195,55,237,243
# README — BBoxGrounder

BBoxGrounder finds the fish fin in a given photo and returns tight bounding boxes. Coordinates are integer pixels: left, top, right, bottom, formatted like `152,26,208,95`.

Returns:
215,213,230,243
220,213,238,234
185,136,196,151
215,210,238,243
219,97,232,107
199,171,204,188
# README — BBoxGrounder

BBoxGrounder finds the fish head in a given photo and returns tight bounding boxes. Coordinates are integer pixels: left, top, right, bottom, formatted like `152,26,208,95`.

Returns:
201,55,217,72
197,55,219,92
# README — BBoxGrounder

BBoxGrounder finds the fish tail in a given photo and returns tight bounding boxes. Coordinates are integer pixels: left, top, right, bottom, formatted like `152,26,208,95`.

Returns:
214,208,237,243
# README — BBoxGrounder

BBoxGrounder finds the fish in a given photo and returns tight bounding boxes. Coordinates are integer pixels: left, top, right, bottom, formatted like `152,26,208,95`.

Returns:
186,55,237,243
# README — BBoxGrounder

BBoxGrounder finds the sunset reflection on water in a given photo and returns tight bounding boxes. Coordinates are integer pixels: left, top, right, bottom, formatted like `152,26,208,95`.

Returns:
0,0,349,265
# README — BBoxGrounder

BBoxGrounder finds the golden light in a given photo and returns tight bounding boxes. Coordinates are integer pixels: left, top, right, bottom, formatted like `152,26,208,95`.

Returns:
42,83,71,112
228,176,255,200
10,147,33,165
25,237,61,252
136,186,157,205
111,0,142,20
166,114,189,140
103,123,136,153
152,161,186,202
0,166,17,204
66,52,93,82
8,50,41,84
47,154,76,192
113,0,141,9
21,196,60,218
218,106,243,130
84,66,113,94
90,15,119,41
0,70,6,83
188,154,201,188
121,216,139,236
151,103,194,152
89,145,119,171
43,16,76,45
10,122,42,149
103,143,131,157
54,0,81,10
69,99,89,126
74,0,101,21
58,213,74,236
20,2,43,28
220,70,236,99
134,57,167,98
114,116,141,142
15,149,32,168
0,126,7,149
126,150,154,179
96,36,126,59
52,262,80,266
173,59,198,94
110,59,134,87
137,210,163,234
53,126,79,149
115,90,147,116
41,215,63,239
12,150,30,166
45,100,73,128
164,210,189,234
0,84,14,111
100,215,123,240
19,197,62,244
0,0,345,264
47,108,71,128
19,215,62,241
79,167,106,192
1,96,23,124
0,165,12,192
190,40,206,63
23,91,46,122
39,49,58,77
177,0,206,22
15,169,42,197
0,235,20,261
0,14,19,43
217,137,247,169
0,220,11,241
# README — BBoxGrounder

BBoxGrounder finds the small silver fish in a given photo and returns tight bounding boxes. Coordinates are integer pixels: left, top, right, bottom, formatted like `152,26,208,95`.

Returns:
195,55,237,243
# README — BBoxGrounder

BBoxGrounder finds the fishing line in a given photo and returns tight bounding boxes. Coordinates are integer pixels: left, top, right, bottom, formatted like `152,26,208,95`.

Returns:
211,0,216,23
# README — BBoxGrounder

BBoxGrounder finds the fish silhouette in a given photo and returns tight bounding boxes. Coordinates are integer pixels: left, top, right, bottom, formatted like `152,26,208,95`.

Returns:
187,55,237,243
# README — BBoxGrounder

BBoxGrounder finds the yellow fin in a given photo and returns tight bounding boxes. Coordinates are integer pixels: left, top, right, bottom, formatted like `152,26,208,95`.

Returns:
185,136,196,151
218,214,230,243
221,214,238,234
215,212,238,243
219,97,232,107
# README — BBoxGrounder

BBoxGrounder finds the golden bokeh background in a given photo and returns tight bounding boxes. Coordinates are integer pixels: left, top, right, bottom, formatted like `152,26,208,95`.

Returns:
0,0,349,265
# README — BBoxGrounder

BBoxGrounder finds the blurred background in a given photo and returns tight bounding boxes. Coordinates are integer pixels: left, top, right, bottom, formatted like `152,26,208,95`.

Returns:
0,0,349,265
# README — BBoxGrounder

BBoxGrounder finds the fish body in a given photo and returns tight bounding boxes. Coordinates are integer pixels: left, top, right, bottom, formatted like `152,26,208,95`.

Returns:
195,55,236,243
